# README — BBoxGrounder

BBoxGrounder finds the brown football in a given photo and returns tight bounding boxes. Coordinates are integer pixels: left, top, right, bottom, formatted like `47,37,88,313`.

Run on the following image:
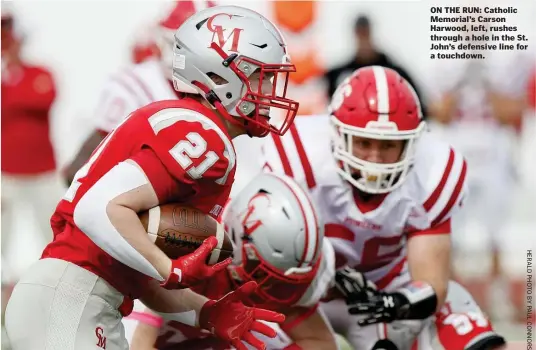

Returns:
139,204,233,264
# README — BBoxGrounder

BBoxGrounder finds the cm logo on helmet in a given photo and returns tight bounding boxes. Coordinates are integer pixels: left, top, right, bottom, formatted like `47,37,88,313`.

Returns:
240,192,271,236
206,13,244,53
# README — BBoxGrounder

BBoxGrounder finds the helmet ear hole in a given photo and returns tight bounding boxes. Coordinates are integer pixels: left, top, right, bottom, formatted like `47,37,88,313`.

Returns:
207,72,228,85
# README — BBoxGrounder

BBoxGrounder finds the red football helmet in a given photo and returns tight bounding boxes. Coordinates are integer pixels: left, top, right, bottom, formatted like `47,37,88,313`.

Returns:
329,66,426,194
155,1,216,75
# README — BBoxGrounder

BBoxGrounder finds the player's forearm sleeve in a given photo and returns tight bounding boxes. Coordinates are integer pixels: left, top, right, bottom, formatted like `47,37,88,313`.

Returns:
73,161,164,281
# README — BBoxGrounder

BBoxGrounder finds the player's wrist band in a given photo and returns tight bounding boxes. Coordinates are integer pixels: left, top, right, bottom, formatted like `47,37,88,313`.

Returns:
160,263,183,290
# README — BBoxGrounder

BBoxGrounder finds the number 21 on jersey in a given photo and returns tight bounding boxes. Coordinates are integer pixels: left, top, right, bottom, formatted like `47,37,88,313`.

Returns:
171,132,218,180
64,110,229,202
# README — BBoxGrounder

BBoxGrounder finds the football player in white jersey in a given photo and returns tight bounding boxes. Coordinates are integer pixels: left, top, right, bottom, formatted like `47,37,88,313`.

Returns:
63,0,215,185
260,66,506,350
127,173,338,350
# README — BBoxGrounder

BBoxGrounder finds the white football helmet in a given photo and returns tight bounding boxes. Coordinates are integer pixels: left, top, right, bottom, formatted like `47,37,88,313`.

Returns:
222,173,324,307
172,5,299,137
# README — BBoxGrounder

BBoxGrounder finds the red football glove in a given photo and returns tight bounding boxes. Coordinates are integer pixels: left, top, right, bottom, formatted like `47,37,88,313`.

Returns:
199,281,286,350
160,236,232,290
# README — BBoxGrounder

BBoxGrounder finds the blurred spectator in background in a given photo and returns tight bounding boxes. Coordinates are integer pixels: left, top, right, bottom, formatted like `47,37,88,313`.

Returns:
1,7,62,268
62,0,215,186
323,14,426,116
425,53,533,322
130,29,161,64
528,68,536,111
1,3,63,343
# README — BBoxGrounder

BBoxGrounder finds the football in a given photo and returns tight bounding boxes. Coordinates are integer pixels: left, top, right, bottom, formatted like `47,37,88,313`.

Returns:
139,204,233,264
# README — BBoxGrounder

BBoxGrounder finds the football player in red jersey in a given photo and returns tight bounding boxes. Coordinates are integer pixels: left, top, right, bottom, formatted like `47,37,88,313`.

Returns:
64,0,217,185
128,173,338,350
5,6,298,350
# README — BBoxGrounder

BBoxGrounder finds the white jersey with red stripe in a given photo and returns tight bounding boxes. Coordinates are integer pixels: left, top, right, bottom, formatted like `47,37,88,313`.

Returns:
93,58,178,134
260,115,468,289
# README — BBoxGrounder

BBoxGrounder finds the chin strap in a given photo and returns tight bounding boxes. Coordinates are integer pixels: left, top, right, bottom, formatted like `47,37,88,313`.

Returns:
191,80,243,128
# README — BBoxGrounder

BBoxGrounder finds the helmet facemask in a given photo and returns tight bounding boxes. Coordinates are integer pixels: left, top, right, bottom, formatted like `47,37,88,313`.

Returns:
188,43,299,137
234,56,299,137
331,117,425,194
229,242,320,307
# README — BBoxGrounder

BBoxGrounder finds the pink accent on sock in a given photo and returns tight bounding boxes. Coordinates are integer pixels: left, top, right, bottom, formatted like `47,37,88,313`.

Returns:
126,310,163,328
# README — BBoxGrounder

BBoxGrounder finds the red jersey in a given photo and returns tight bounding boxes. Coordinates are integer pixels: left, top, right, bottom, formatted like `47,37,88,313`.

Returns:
528,68,535,111
1,64,57,174
42,98,237,299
